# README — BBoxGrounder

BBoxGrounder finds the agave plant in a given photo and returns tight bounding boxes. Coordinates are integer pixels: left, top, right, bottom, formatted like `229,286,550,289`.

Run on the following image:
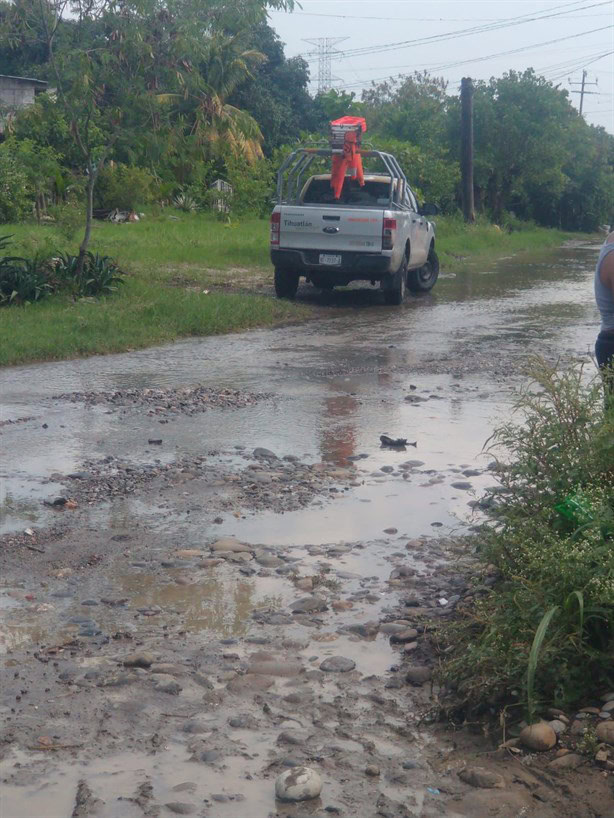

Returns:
172,192,198,212
0,254,52,305
53,251,124,296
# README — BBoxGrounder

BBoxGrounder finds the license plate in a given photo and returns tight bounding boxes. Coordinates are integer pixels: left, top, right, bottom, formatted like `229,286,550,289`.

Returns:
319,253,342,266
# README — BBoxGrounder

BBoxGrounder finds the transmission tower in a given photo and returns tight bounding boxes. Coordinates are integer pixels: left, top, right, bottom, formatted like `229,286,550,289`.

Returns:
303,37,348,93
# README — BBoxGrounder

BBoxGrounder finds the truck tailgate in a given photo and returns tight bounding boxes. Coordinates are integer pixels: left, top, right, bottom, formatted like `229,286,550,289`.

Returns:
279,207,383,253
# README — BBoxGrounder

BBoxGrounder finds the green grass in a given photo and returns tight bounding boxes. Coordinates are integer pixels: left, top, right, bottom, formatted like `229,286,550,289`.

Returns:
0,211,593,367
0,276,304,367
434,214,579,270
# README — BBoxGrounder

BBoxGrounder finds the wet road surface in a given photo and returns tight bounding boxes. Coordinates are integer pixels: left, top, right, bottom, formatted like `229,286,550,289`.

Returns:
0,241,608,818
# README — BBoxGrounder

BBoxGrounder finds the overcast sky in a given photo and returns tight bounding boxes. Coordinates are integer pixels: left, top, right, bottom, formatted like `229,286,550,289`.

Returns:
268,0,614,133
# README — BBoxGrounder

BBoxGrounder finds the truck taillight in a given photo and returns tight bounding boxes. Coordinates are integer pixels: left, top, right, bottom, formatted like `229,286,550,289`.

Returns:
270,212,281,246
382,218,397,250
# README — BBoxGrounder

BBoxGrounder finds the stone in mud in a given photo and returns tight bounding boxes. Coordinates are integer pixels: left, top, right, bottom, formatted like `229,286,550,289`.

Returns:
223,551,253,563
596,721,614,745
403,642,418,654
390,628,418,644
519,723,557,752
458,767,505,789
295,577,314,591
548,753,585,770
253,447,278,460
548,719,567,736
256,554,284,568
164,802,196,814
227,674,275,694
375,792,414,817
229,714,259,729
348,621,379,638
379,623,407,635
600,691,614,703
331,600,353,612
365,765,381,777
175,549,202,558
278,729,311,746
154,674,182,695
451,481,473,490
211,538,251,553
290,596,328,614
123,652,154,669
275,767,322,802
248,661,303,678
320,656,356,673
405,666,432,686
196,750,219,764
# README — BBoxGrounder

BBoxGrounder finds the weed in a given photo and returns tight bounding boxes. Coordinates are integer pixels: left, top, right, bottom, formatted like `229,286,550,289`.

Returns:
439,360,614,719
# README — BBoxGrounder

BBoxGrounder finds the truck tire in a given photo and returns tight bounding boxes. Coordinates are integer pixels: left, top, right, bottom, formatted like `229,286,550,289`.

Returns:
383,257,407,306
274,268,299,299
408,246,439,293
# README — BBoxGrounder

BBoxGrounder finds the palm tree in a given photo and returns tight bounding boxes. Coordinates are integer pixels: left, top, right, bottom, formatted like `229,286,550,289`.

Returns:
157,34,267,163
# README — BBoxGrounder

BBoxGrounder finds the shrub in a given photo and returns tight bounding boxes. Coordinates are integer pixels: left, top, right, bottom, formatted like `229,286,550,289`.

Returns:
53,251,124,296
0,237,52,304
94,164,157,211
0,151,31,223
439,360,614,719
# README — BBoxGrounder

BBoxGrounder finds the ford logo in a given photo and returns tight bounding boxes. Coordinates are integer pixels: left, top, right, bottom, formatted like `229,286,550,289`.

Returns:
323,226,339,234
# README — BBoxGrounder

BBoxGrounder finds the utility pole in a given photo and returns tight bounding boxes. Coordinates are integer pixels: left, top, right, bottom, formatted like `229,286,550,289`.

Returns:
460,77,475,224
569,70,598,116
303,37,348,94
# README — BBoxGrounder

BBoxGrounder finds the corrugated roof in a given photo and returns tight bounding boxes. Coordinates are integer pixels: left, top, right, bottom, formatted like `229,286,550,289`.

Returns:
0,74,48,86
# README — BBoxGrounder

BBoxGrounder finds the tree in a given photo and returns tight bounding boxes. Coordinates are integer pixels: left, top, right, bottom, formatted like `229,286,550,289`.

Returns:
228,23,322,154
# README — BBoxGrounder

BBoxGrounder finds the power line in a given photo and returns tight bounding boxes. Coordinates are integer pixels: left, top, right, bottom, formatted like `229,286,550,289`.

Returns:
569,69,600,114
274,8,612,22
298,1,609,63
333,29,613,91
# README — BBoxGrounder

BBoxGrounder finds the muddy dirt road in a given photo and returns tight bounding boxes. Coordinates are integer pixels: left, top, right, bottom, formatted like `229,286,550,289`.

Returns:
1,242,612,818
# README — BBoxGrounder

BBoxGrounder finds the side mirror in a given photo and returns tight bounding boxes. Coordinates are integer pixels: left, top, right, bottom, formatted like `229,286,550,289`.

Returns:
419,202,439,216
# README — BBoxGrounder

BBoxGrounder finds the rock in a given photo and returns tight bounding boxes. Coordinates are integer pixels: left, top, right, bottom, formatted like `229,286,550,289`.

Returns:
390,628,418,644
290,596,328,614
175,549,202,558
182,719,209,734
458,767,505,789
451,481,473,490
278,730,310,746
365,765,381,777
154,675,182,695
229,714,258,729
275,767,322,802
347,621,379,638
548,753,584,770
248,661,303,678
519,723,557,752
548,719,567,736
578,707,600,715
405,666,431,685
383,526,397,533
295,578,314,591
164,803,195,815
595,749,609,764
331,600,353,611
254,447,277,460
123,652,154,669
601,700,614,712
319,656,356,673
196,750,219,764
403,642,418,654
596,721,614,745
211,538,251,553
256,554,284,568
600,691,614,702
227,675,274,694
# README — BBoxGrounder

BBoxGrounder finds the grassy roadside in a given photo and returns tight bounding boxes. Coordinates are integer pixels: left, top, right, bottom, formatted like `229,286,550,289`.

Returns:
0,213,595,367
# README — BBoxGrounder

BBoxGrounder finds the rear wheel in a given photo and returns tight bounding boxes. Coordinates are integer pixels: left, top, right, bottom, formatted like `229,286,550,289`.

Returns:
274,268,299,299
408,246,439,293
383,257,407,305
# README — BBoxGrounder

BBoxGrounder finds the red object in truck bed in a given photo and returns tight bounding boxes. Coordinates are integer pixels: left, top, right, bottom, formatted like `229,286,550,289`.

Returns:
330,117,367,199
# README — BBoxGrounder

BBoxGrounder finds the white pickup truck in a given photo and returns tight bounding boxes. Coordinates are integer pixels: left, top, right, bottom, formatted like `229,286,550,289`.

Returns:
270,148,439,304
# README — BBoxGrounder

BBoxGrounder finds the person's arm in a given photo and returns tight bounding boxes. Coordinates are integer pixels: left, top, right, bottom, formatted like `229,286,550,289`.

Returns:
601,250,614,300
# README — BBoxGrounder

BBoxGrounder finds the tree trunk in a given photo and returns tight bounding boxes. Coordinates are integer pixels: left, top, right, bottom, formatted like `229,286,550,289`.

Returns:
76,162,97,278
